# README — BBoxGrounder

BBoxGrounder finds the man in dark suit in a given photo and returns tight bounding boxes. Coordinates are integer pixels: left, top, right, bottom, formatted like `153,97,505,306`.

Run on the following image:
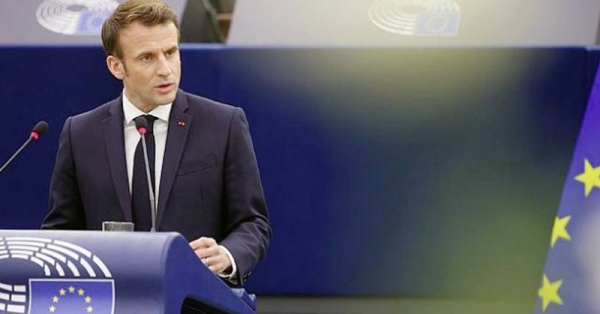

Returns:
41,0,270,285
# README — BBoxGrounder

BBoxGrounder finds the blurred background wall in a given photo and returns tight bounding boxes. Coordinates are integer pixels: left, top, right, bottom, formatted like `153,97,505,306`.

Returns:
1,1,600,313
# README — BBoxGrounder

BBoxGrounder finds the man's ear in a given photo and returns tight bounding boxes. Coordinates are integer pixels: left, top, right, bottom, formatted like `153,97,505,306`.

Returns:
106,55,125,80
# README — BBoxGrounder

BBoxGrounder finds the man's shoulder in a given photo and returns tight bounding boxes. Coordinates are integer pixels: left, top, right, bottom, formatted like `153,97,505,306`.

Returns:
70,97,119,123
180,91,238,116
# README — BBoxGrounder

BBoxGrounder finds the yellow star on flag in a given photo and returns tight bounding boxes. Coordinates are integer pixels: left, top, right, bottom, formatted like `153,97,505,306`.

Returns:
87,305,94,313
52,295,59,303
59,289,66,296
538,274,563,312
78,288,85,296
551,216,571,247
575,159,600,197
68,286,75,293
85,296,92,303
49,305,56,313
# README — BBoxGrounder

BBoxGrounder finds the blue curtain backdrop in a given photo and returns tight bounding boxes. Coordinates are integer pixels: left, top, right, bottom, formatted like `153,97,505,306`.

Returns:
0,46,597,302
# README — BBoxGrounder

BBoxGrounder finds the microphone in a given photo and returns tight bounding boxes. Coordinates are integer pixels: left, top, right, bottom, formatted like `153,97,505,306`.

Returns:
134,117,157,233
0,121,49,173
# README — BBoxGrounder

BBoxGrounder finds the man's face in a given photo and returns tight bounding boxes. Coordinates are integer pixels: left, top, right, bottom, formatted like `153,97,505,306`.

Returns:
108,21,181,112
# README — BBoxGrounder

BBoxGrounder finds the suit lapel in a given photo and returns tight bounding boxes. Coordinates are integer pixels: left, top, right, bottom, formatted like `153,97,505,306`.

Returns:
157,91,192,226
102,97,133,221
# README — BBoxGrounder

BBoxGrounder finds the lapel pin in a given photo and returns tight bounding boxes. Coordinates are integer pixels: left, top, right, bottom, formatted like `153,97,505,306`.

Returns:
177,121,186,127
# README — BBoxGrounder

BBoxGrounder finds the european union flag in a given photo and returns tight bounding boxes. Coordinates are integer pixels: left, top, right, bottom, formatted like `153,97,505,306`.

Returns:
29,279,114,314
535,64,600,314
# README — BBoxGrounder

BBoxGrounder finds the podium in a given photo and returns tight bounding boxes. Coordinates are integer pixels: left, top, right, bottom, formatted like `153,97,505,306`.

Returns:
0,230,256,314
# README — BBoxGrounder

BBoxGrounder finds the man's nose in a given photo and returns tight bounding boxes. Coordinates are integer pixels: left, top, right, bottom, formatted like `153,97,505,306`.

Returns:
156,55,172,76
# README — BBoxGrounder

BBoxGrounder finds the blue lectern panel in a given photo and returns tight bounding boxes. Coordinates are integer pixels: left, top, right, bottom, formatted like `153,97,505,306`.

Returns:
0,230,253,314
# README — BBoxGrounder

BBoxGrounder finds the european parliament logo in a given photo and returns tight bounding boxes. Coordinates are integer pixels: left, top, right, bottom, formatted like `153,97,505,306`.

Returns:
369,0,461,36
36,0,118,36
0,237,114,314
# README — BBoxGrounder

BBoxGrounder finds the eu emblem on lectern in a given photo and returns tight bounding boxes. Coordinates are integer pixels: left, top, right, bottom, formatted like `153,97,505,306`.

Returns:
0,237,115,314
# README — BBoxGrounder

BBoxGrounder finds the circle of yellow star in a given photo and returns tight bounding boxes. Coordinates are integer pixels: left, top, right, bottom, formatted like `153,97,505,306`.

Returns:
575,159,600,197
551,216,571,247
538,274,563,312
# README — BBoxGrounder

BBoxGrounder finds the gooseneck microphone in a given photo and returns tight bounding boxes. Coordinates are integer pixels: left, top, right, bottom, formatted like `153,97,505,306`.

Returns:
134,117,157,232
0,121,49,173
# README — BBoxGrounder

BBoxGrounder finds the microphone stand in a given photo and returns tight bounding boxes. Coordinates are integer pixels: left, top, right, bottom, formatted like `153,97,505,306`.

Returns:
140,135,157,232
0,136,34,173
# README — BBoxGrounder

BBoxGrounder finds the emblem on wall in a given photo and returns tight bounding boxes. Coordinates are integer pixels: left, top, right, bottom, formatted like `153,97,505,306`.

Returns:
36,0,118,36
369,0,461,36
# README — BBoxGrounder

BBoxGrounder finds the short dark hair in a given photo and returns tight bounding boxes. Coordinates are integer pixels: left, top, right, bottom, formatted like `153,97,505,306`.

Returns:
101,0,180,58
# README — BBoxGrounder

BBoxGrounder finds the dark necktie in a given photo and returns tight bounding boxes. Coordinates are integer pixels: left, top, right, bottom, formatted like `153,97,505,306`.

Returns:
132,115,157,231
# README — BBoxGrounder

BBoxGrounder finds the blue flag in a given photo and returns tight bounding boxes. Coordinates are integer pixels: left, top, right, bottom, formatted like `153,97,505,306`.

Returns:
28,279,114,314
536,64,600,313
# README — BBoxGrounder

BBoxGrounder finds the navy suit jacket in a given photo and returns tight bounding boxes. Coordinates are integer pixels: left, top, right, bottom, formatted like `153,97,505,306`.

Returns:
42,90,270,284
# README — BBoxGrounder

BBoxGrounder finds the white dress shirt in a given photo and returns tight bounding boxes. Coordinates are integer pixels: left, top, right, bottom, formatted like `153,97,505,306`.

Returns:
122,93,171,203
121,92,237,280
